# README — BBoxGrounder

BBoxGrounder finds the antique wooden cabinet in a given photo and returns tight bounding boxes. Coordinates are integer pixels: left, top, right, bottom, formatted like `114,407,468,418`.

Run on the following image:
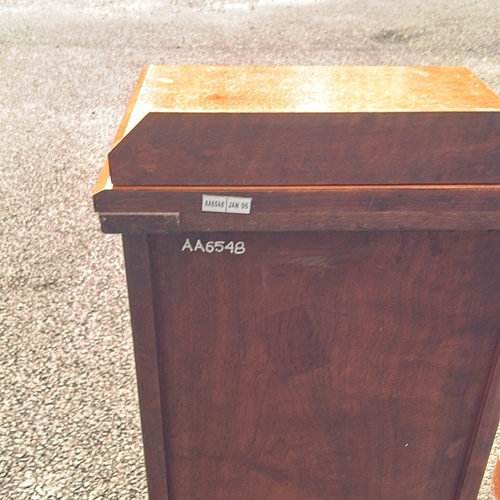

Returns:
94,66,500,500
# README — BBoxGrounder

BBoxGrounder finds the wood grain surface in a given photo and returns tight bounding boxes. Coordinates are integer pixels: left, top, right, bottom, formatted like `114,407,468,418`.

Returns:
109,111,500,187
492,458,500,499
122,235,170,499
100,213,180,234
111,66,500,140
94,171,500,231
135,230,500,500
106,66,500,187
106,66,500,500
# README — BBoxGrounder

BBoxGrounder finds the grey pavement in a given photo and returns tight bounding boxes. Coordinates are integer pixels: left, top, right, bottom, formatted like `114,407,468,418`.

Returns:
1,0,500,498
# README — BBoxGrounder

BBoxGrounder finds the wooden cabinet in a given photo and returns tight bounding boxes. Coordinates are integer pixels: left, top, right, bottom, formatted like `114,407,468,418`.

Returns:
94,66,500,500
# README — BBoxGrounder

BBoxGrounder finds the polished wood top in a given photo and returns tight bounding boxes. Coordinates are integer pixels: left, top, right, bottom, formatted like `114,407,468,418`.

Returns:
103,65,500,188
117,65,500,142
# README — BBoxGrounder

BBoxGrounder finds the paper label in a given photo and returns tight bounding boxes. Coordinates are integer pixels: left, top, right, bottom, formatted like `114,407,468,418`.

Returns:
202,195,252,215
202,195,227,213
226,197,252,214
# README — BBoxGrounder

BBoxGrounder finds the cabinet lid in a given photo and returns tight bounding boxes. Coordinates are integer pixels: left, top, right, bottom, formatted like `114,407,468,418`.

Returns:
107,66,500,187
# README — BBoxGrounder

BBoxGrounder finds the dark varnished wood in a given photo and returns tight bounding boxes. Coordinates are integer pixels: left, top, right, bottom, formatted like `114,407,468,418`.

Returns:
103,207,500,232
100,213,180,234
145,231,500,500
96,66,500,500
122,235,169,499
94,170,500,231
106,66,500,187
109,111,500,187
456,337,500,500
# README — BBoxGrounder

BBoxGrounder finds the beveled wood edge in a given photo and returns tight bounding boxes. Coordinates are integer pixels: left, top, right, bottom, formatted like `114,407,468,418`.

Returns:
109,67,150,150
93,169,500,231
93,165,500,196
101,212,500,232
122,235,169,500
177,212,500,232
455,334,500,500
92,158,112,196
94,172,500,195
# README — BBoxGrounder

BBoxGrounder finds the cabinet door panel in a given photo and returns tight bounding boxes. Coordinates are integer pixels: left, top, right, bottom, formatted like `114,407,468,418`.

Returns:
148,231,500,500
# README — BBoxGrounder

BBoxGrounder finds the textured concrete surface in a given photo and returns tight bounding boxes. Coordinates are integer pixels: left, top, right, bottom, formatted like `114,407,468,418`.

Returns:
1,0,500,498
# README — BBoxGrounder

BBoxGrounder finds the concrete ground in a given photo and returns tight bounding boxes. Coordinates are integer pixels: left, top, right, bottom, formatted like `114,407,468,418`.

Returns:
1,0,500,498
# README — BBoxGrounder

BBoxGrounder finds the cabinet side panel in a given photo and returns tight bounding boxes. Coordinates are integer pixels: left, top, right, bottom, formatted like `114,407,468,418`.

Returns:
456,336,500,500
149,231,500,500
122,234,169,500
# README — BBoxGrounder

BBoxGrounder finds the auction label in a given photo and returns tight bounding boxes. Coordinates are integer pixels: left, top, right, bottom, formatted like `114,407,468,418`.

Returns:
202,195,252,215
